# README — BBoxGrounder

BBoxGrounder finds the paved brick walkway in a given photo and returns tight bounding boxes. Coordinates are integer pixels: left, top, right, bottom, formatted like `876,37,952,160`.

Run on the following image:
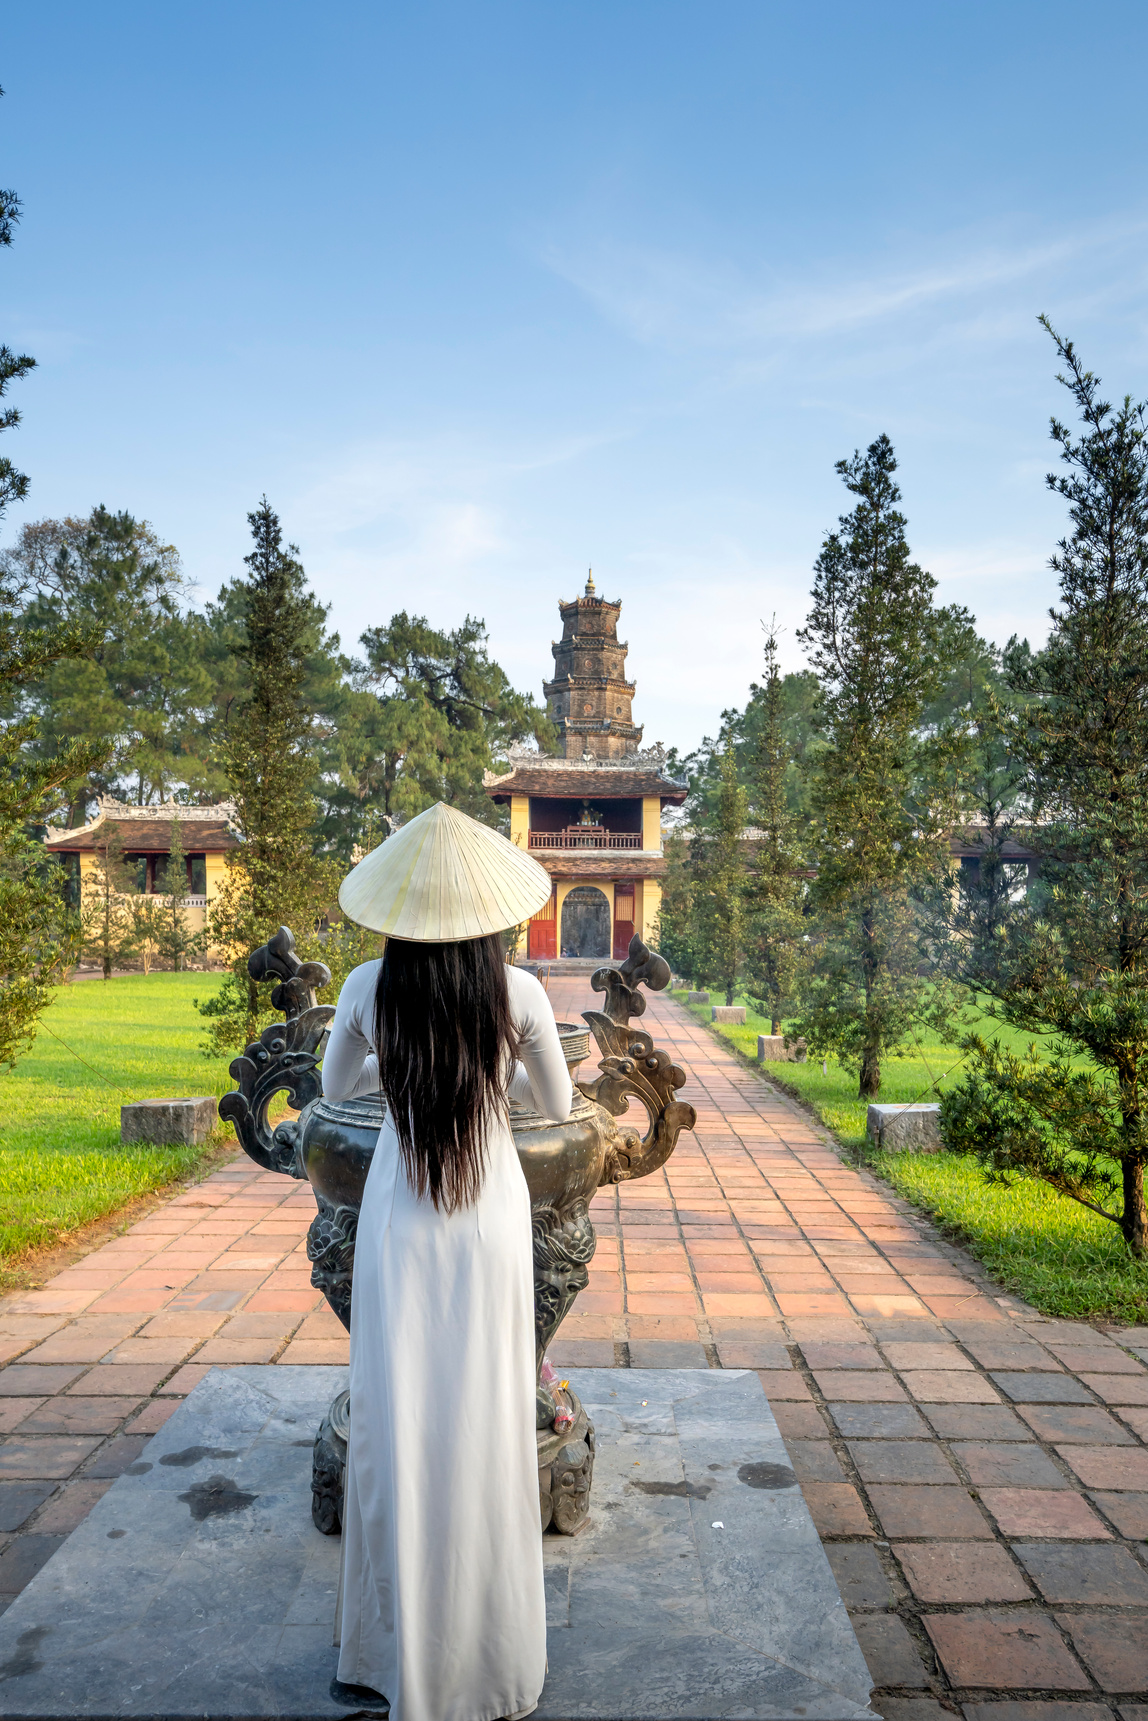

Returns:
3,976,1148,1718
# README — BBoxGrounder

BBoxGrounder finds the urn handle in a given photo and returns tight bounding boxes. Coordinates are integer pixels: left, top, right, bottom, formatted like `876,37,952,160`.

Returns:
217,926,335,1177
577,935,697,1185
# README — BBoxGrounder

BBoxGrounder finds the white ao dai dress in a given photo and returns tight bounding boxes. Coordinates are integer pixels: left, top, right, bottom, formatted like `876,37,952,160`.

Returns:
321,960,572,1721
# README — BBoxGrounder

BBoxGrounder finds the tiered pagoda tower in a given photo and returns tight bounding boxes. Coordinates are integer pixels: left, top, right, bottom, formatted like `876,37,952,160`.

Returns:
485,573,686,963
543,572,643,759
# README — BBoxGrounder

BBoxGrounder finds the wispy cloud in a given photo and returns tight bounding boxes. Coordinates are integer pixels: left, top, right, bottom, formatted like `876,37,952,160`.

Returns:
541,214,1148,360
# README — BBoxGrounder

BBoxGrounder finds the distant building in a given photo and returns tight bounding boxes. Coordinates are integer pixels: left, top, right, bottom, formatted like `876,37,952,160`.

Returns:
485,573,686,961
948,825,1039,883
45,799,240,946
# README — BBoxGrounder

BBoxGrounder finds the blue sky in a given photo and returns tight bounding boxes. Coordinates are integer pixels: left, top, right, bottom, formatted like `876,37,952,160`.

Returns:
5,2,1148,752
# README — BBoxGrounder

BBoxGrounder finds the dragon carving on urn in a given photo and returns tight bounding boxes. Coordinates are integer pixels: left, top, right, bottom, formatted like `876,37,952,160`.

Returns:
218,926,695,1537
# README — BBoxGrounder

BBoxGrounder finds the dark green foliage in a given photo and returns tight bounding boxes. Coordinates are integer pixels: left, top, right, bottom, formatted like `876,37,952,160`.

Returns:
330,612,554,856
941,1033,1132,1227
743,624,809,1034
690,735,749,1005
794,434,965,1098
2,509,215,818
947,323,1148,1254
199,500,340,1052
671,665,823,824
653,828,699,985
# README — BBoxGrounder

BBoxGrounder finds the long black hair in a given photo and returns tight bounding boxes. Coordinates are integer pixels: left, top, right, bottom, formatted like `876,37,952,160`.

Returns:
374,932,519,1212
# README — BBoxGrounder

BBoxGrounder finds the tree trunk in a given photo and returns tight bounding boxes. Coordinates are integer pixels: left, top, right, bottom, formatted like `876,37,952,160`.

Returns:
771,1016,780,1035
859,900,880,1098
859,1044,880,1099
1121,1157,1148,1257
726,983,734,1005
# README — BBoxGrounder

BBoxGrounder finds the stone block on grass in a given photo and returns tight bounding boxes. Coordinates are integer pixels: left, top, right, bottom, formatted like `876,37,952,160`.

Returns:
866,1103,941,1153
758,1035,809,1063
687,990,709,1004
712,1005,746,1024
121,1096,217,1146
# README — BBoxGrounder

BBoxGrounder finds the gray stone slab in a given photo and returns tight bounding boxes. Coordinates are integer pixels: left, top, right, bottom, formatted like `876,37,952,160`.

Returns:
0,1367,875,1721
120,1096,217,1145
866,1104,941,1152
540,1369,875,1721
757,1036,808,1064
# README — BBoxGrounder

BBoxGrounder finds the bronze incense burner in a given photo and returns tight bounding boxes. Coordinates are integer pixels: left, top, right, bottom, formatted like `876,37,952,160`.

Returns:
218,927,695,1536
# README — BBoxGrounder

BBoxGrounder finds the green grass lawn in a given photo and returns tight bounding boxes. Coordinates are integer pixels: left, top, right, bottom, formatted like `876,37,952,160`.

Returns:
0,973,232,1275
671,987,1148,1324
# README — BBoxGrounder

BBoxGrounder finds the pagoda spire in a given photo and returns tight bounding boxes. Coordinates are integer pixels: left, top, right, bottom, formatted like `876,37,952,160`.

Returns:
544,573,643,759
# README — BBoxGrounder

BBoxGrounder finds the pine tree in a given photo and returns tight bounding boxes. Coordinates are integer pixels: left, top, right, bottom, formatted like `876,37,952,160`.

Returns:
199,500,340,1051
653,828,700,985
80,827,140,979
693,735,749,1005
154,819,205,971
331,611,554,855
942,325,1148,1255
744,624,808,1034
795,435,964,1098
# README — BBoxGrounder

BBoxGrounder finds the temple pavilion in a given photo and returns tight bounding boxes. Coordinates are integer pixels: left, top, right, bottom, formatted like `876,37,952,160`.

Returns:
44,799,239,955
484,573,686,962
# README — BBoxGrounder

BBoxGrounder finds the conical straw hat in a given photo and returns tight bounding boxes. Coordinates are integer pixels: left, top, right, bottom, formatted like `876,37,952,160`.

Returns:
338,801,554,940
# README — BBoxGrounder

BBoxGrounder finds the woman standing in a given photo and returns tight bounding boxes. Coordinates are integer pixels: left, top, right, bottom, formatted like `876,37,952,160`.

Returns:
321,801,570,1721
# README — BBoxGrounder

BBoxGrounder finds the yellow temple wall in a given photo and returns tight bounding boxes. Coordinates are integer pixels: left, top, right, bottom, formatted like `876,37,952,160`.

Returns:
204,852,228,903
509,795,529,848
639,878,661,941
641,796,661,851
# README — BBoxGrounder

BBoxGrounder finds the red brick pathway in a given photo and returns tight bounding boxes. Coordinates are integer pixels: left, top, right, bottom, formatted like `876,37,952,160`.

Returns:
2,976,1148,1719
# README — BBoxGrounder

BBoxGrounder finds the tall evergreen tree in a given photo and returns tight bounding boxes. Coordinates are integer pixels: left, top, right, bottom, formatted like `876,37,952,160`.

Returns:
692,735,749,1005
653,828,700,985
199,500,340,1051
744,625,808,1034
943,325,1148,1255
795,435,965,1098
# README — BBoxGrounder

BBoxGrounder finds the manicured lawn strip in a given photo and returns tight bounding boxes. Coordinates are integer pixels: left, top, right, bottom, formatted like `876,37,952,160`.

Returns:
876,1148,1148,1324
0,973,230,1268
670,988,1148,1323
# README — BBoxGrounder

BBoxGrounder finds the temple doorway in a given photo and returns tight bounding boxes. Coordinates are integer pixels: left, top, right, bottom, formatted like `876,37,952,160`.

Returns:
560,886,611,959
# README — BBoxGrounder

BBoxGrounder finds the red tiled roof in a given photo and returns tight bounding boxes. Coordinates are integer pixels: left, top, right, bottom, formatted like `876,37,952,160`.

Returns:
46,817,239,853
531,853,667,880
486,765,686,803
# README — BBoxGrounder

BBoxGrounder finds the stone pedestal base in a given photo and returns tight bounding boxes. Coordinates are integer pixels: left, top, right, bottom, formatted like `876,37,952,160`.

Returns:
537,1393,595,1533
310,1387,596,1538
